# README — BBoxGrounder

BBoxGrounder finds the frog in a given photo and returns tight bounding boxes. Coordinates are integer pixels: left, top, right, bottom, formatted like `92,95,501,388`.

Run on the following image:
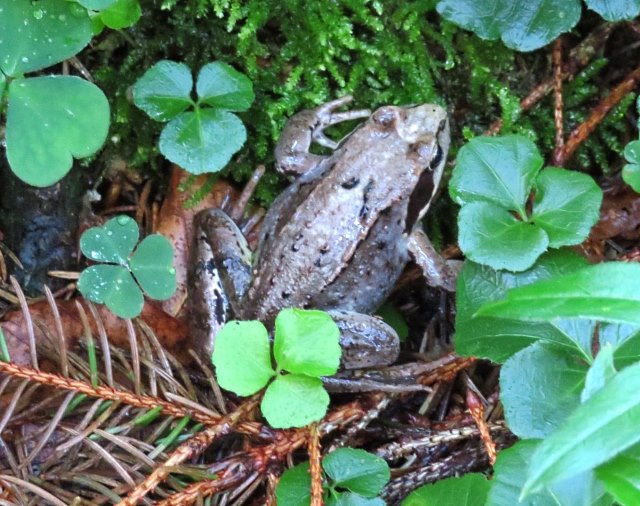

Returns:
189,96,456,376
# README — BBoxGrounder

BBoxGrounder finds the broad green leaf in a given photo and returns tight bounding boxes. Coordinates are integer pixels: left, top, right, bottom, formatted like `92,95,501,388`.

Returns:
585,0,640,21
275,462,312,506
323,448,390,497
436,0,581,52
449,135,542,213
581,346,616,402
458,202,548,272
455,251,588,362
100,0,141,29
488,440,610,506
608,323,640,368
133,60,193,121
76,0,117,9
196,62,254,111
78,264,143,319
0,0,92,76
274,309,341,377
401,473,489,506
500,343,586,439
80,216,139,264
159,108,246,174
596,444,640,505
523,361,640,496
6,76,109,187
211,320,274,396
261,374,329,428
622,140,640,192
130,234,176,300
477,262,640,325
0,72,6,98
329,493,385,506
532,168,603,247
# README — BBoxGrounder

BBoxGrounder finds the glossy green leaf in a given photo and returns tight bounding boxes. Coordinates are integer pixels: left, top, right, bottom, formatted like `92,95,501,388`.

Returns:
323,448,390,497
261,374,329,428
500,343,587,439
532,168,603,247
449,135,542,212
455,251,588,362
488,440,610,506
458,202,548,272
78,264,143,319
6,76,109,187
329,493,384,506
133,60,193,121
523,361,640,496
436,0,581,52
585,0,640,21
80,216,139,265
477,262,640,325
159,108,246,174
130,234,176,300
196,62,254,111
0,72,6,98
273,309,341,377
211,320,274,396
100,0,141,29
581,346,616,402
622,140,640,192
401,473,489,506
607,323,640,368
76,0,117,9
596,444,640,505
0,0,92,76
276,462,312,506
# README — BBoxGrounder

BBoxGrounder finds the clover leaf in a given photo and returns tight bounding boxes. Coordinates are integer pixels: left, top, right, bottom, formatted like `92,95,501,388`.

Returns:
622,140,640,192
133,60,254,175
450,135,602,272
78,216,176,318
276,448,390,506
211,308,341,428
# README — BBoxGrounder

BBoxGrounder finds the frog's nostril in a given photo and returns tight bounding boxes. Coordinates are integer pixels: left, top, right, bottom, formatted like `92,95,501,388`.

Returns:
373,107,396,127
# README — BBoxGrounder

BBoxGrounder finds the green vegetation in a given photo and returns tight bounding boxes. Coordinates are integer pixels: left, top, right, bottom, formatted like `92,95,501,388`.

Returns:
78,215,176,318
276,448,390,505
212,308,341,428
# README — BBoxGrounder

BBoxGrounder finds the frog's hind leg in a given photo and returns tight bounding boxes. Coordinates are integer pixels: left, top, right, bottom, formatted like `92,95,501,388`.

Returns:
189,209,252,356
327,309,400,369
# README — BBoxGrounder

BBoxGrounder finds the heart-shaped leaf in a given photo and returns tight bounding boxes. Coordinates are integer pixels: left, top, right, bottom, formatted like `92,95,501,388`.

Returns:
196,61,254,111
622,140,640,192
458,201,548,271
100,0,141,29
585,0,640,21
133,60,194,121
130,234,176,299
261,374,329,428
532,168,603,247
449,135,542,215
274,308,341,377
78,264,143,319
80,216,139,265
0,0,92,76
159,108,247,174
76,0,117,10
6,76,109,187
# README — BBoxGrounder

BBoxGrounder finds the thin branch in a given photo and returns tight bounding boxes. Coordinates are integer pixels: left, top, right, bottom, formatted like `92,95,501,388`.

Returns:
552,37,565,166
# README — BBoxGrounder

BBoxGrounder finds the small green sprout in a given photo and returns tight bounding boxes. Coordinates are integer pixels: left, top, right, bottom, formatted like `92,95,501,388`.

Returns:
78,215,176,319
212,308,341,429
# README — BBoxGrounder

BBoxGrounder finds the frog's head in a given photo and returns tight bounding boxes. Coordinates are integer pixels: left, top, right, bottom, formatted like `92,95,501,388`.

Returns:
371,104,450,230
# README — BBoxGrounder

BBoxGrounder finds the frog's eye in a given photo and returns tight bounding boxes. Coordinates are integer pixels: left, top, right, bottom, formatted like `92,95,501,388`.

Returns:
372,107,396,128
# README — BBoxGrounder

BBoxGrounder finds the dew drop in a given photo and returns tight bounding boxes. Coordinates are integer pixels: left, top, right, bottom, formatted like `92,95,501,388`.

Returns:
33,9,43,19
117,215,132,226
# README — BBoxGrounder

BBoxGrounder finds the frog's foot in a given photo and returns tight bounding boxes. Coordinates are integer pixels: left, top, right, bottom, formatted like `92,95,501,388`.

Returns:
328,309,399,369
408,229,461,292
312,96,371,149
275,96,370,176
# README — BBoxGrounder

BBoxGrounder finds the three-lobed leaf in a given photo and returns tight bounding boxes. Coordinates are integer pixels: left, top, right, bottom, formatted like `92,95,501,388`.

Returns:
6,76,109,187
130,234,177,299
133,60,194,121
274,309,341,377
78,264,143,319
80,215,139,264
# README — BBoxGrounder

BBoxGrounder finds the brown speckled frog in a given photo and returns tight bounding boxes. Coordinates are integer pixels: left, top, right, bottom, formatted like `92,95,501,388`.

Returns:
189,96,456,373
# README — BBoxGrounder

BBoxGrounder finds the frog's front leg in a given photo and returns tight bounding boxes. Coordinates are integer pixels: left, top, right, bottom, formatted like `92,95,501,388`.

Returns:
407,229,461,293
275,96,370,176
189,208,252,357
